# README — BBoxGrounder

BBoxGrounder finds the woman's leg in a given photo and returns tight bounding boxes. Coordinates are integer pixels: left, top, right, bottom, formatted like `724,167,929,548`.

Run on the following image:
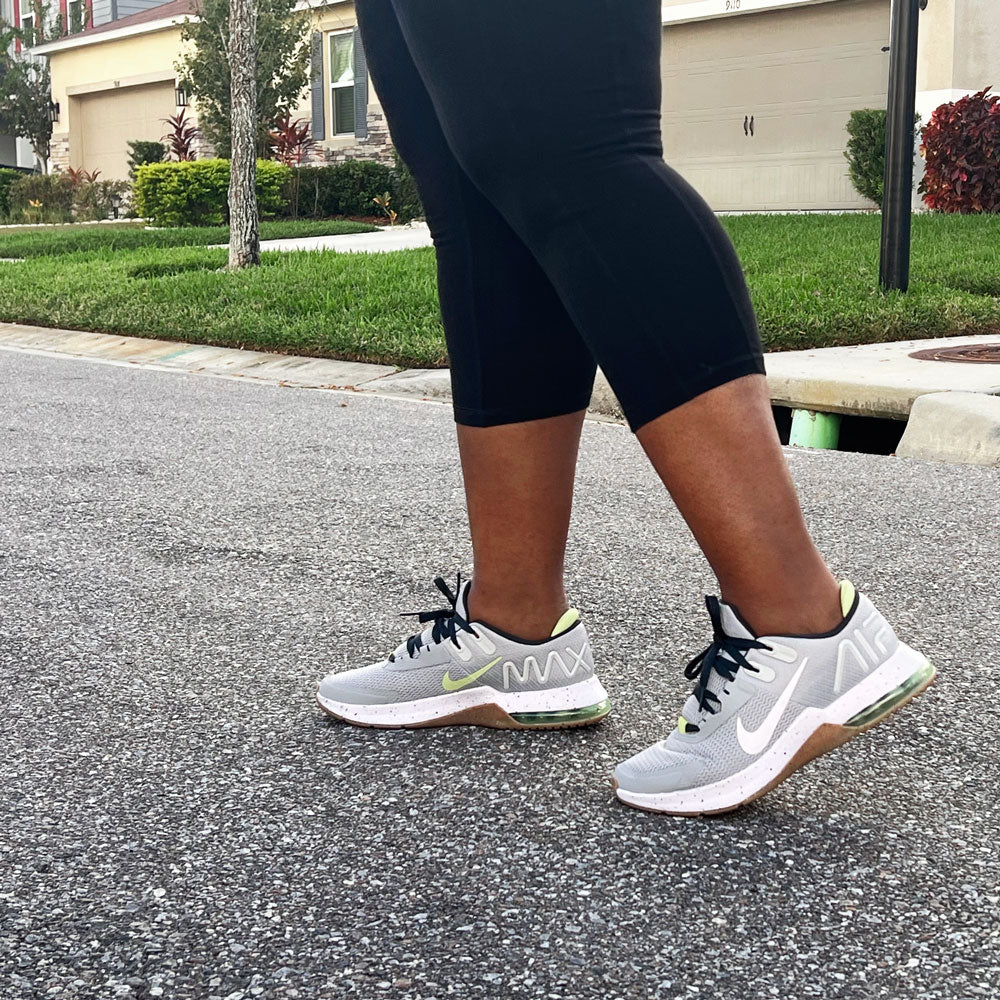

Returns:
339,0,935,809
636,376,840,636
384,0,839,633
458,412,586,641
354,0,596,638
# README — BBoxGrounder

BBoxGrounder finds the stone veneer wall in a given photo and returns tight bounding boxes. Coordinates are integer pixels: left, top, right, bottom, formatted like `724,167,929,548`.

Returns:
49,133,71,173
304,107,395,166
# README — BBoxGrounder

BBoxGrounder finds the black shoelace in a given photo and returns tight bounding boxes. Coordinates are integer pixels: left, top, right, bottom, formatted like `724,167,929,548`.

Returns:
681,595,771,733
388,573,478,661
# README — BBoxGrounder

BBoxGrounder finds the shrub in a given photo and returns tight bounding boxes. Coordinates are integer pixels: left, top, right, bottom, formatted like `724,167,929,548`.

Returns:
0,167,25,219
844,109,888,206
73,178,132,222
920,87,1000,213
289,160,393,219
388,148,423,223
127,140,167,179
133,158,290,226
8,172,75,223
844,108,921,207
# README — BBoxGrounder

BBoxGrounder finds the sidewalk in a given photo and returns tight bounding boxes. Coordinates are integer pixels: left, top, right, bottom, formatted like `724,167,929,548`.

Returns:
209,220,435,255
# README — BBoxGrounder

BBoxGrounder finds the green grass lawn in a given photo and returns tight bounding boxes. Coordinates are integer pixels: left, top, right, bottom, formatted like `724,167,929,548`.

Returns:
0,213,996,369
0,218,381,258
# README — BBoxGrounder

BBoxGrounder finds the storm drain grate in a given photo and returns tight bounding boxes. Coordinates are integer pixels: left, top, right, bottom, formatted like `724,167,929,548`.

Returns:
909,343,1000,364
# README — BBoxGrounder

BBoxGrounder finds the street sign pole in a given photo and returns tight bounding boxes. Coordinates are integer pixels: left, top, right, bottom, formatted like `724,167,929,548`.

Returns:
879,0,922,292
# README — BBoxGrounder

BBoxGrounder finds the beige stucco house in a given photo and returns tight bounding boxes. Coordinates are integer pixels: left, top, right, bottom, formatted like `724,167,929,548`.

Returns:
30,0,1000,210
34,0,389,178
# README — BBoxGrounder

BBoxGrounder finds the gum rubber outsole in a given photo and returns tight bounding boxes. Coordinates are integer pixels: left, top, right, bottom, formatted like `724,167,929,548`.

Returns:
316,690,612,731
612,661,937,817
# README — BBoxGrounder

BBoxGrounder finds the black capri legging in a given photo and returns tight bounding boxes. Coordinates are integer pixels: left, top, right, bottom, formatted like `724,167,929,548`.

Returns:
354,0,765,433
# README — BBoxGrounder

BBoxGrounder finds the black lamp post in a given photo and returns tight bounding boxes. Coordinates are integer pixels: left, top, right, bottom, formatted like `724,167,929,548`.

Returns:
879,0,925,292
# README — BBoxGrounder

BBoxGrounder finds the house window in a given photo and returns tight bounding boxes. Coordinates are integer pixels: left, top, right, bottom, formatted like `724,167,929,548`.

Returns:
329,30,355,135
20,13,34,46
68,0,84,32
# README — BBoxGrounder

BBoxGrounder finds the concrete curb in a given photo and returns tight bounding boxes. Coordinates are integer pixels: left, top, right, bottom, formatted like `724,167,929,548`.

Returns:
896,391,1000,467
765,336,1000,419
4,325,1000,461
0,323,630,419
0,323,397,391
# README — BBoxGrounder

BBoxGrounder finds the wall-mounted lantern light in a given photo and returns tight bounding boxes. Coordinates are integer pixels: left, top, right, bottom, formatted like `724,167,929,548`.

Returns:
48,101,60,123
175,86,189,107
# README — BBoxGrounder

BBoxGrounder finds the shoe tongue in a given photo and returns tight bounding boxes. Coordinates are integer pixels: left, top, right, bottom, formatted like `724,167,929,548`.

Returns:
455,579,472,621
680,598,754,725
719,601,756,640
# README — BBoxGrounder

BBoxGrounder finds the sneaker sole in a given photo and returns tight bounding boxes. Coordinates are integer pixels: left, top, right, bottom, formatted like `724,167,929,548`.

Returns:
613,643,936,816
316,675,612,731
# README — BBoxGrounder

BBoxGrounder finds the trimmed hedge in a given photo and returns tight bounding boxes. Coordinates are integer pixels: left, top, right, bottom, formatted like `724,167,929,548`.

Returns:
844,108,921,207
127,140,166,180
134,159,290,227
284,156,424,222
8,173,75,223
388,148,423,223
844,109,888,206
289,159,392,219
0,168,25,219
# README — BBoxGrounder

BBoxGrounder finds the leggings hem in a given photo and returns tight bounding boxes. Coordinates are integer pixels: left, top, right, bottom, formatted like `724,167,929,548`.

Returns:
627,354,767,435
453,391,596,428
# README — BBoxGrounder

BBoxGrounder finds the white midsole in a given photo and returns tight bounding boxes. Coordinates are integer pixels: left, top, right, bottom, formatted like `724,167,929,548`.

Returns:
317,674,609,726
616,642,932,815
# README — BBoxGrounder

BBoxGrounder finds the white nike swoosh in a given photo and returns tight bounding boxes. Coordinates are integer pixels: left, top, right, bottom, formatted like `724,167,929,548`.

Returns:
736,657,809,756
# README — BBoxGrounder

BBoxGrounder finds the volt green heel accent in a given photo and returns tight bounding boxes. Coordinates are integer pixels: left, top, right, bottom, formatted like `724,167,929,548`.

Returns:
510,698,611,728
843,661,936,729
839,579,857,617
550,607,581,636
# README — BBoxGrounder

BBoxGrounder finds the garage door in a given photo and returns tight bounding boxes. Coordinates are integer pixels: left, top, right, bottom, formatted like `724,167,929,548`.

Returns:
75,81,177,180
661,0,890,210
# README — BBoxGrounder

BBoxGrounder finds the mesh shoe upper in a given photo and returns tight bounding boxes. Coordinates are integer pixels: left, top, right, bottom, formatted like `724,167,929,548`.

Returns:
318,577,597,706
615,583,902,796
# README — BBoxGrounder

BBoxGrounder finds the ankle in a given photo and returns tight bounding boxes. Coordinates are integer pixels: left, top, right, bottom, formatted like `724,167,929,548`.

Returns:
722,574,843,637
466,583,568,642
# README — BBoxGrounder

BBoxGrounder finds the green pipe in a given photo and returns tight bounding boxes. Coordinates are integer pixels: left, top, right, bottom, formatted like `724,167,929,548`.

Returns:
789,409,841,450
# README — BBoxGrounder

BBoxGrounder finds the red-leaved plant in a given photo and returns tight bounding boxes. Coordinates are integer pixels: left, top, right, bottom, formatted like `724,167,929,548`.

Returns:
268,113,315,166
67,166,101,185
161,110,200,162
919,87,1000,213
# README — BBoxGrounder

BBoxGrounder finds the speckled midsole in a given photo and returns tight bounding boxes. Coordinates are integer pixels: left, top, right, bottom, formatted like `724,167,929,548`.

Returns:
317,674,610,727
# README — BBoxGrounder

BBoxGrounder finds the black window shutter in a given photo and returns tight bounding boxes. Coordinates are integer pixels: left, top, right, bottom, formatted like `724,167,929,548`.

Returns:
311,31,326,142
353,25,368,139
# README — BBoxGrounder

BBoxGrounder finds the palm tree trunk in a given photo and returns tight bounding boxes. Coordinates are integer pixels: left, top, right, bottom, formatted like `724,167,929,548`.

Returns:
228,0,260,269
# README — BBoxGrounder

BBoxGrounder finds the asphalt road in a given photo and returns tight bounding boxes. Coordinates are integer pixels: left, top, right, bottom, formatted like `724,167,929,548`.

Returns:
2,351,998,1000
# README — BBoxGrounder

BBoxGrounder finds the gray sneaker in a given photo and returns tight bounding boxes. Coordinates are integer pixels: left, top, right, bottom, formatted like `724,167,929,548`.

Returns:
613,581,935,816
317,574,611,730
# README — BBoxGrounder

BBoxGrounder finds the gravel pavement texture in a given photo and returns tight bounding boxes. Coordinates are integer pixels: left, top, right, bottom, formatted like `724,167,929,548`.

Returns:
1,351,998,1000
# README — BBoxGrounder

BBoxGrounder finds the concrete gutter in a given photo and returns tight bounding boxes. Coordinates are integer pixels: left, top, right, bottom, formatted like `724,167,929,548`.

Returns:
0,324,397,392
3,324,1000,464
